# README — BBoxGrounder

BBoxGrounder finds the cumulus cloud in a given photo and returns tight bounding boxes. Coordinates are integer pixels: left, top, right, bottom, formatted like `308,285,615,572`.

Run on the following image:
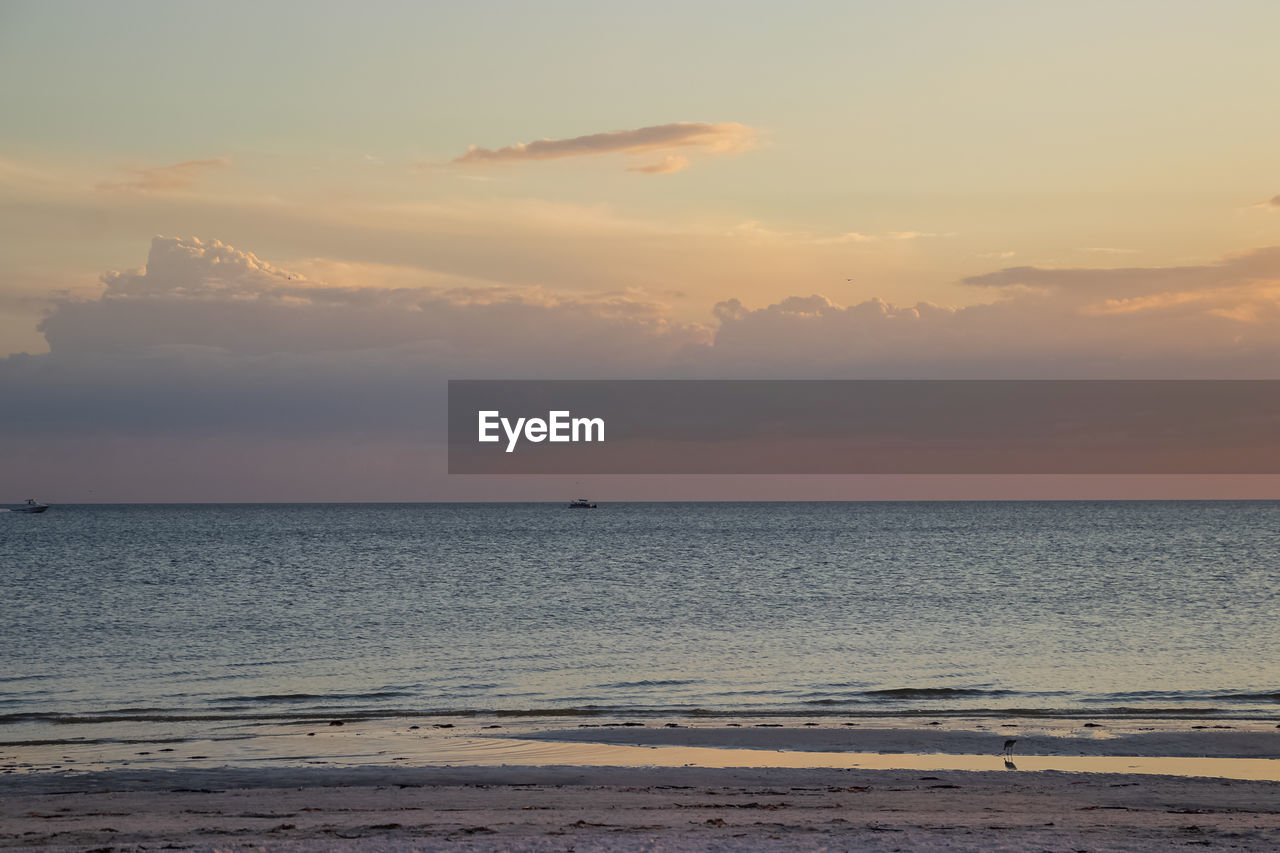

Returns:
705,247,1280,377
21,237,1280,378
95,158,228,193
38,236,709,363
0,235,714,501
452,122,756,171
9,237,1280,498
12,241,1280,415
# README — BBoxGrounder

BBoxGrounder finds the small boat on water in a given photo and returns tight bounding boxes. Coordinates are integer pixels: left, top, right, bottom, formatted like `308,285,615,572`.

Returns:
9,499,48,514
568,498,597,508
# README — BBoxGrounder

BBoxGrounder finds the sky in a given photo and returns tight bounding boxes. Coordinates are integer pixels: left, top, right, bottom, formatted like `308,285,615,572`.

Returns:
2,0,1280,500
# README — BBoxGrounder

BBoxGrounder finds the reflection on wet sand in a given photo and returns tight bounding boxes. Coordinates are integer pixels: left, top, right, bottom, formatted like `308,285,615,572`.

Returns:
7,722,1280,783
422,737,1280,782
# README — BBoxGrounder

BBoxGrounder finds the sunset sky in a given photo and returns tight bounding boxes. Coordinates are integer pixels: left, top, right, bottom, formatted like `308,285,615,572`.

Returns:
3,0,1280,500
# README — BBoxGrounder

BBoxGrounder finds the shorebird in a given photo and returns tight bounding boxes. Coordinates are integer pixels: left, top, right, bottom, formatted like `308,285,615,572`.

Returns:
1002,738,1017,756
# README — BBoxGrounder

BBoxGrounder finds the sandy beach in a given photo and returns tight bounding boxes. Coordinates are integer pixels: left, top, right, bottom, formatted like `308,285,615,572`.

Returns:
9,0,1280,843
4,763,1279,851
4,719,1280,850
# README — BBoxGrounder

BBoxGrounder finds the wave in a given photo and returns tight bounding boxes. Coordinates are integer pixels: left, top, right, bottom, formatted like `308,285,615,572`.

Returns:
5,683,1277,731
802,687,1028,704
1211,692,1280,702
221,658,316,669
209,691,416,704
3,703,1272,731
0,674,53,684
1081,690,1280,704
594,680,700,689
861,688,1017,698
810,687,1275,705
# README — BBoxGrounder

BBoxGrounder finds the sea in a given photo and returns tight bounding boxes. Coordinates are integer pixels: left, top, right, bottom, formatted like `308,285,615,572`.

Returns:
2,502,1279,752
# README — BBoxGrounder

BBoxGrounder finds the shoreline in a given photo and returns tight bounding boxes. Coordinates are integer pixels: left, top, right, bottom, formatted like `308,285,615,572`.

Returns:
5,717,1280,849
6,714,1279,775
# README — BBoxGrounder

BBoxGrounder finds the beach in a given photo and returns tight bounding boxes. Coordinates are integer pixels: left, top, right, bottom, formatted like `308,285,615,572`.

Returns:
9,0,1280,842
4,718,1280,850
5,503,1280,849
5,765,1279,852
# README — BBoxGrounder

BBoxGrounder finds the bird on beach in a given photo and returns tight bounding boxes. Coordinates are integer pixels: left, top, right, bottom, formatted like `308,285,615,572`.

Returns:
1002,738,1017,756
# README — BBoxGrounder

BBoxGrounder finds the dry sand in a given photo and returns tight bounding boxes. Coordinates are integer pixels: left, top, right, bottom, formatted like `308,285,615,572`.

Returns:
3,764,1280,851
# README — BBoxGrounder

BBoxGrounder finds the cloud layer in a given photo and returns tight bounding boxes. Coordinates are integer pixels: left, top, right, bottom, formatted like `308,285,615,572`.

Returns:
38,236,707,364
9,237,1280,498
23,237,1280,375
708,249,1280,376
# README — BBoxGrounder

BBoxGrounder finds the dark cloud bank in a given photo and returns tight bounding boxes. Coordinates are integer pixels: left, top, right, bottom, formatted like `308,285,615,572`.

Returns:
6,236,1280,499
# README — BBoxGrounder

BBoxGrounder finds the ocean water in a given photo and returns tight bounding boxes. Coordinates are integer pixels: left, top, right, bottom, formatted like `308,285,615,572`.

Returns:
2,502,1279,746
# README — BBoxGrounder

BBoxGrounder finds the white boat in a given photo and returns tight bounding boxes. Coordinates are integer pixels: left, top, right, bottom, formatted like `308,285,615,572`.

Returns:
568,498,597,508
10,499,48,514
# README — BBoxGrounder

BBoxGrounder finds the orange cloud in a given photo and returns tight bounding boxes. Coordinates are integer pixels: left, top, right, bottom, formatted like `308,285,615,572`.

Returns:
40,236,707,359
28,237,1280,382
452,122,756,171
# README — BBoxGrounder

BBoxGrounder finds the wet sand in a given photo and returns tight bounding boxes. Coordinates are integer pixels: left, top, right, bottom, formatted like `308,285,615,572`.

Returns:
3,719,1279,850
